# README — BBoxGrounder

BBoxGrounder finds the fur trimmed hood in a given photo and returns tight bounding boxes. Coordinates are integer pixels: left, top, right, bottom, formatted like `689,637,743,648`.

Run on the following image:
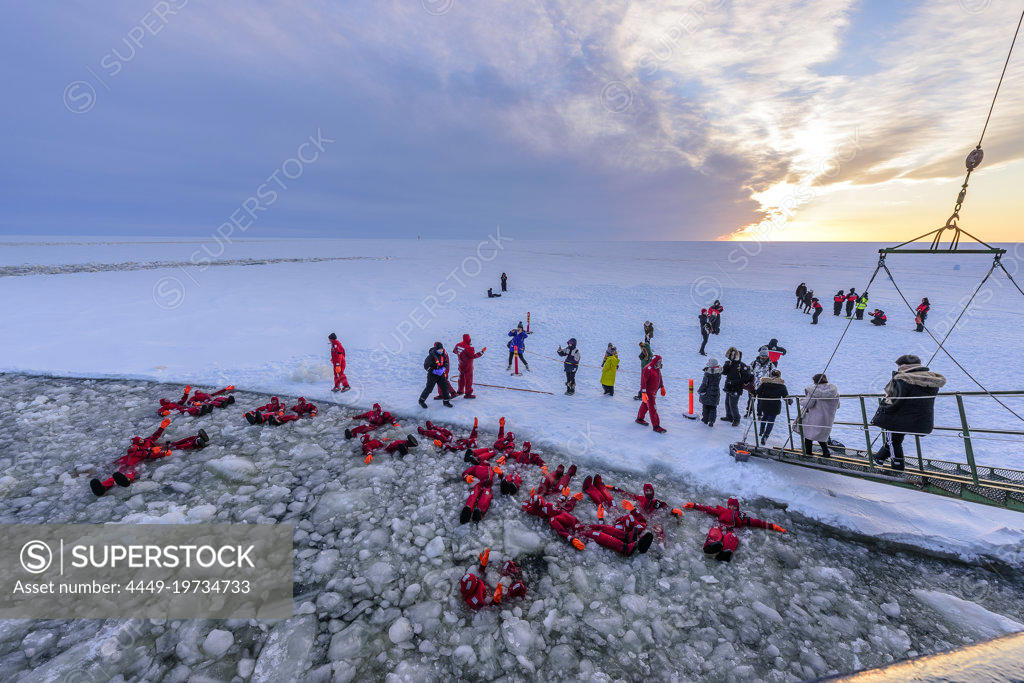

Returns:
803,383,839,399
892,364,947,389
758,376,786,386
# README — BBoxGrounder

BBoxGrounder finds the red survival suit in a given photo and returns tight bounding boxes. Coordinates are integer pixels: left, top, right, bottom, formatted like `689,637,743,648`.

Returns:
459,550,527,610
345,403,395,438
244,397,285,425
682,497,786,561
453,334,485,398
360,433,418,463
330,336,350,391
90,419,208,496
636,355,666,432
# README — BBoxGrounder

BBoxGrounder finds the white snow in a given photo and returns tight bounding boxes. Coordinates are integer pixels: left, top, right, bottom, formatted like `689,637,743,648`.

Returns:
3,238,1022,563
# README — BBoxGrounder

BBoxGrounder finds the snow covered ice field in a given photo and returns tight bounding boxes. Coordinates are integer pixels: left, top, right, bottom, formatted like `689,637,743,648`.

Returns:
1,374,1023,682
1,237,1024,679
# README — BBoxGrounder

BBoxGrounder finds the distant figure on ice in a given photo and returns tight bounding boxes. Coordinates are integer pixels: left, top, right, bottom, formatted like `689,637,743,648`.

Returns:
810,297,823,324
869,309,887,326
635,337,653,400
557,338,581,395
855,292,869,320
758,339,787,367
487,288,501,298
697,357,722,426
833,290,845,316
643,320,655,341
709,301,723,334
797,374,840,456
802,289,814,314
635,355,666,432
601,344,618,395
419,342,454,408
845,288,858,318
329,333,350,393
722,347,752,426
500,272,508,292
453,333,485,399
795,282,807,309
698,309,711,356
507,322,530,371
870,353,946,471
915,297,930,330
754,369,790,445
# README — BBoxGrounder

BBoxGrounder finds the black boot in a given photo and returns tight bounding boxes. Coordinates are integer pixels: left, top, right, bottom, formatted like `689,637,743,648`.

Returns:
198,429,209,445
112,472,133,487
90,479,109,497
443,401,454,408
406,435,418,448
418,398,428,409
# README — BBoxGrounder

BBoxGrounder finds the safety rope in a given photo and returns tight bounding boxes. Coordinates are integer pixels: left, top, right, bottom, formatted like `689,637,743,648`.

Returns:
978,7,1024,150
996,258,1024,299
881,262,1024,424
925,258,998,366
811,260,885,386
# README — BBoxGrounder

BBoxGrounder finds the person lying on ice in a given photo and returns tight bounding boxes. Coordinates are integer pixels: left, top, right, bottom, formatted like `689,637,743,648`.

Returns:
244,396,285,425
523,493,654,556
676,497,786,561
265,398,319,425
433,417,480,452
460,462,501,523
328,333,351,393
90,419,209,496
509,440,544,467
452,334,486,399
345,403,396,438
418,420,453,443
159,386,211,417
536,463,577,496
189,386,235,410
598,481,669,515
463,417,516,463
459,549,526,610
360,433,418,463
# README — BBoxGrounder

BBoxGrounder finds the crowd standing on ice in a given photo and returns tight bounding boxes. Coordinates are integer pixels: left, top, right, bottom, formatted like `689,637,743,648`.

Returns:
795,282,931,331
84,273,947,617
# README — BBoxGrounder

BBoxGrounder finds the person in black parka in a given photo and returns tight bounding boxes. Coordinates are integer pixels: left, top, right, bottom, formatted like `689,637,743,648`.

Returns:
870,354,946,470
501,272,508,292
418,342,454,408
754,370,791,445
795,283,807,309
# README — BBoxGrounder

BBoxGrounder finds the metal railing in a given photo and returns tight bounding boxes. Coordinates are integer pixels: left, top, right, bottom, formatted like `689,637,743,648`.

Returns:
734,390,1024,512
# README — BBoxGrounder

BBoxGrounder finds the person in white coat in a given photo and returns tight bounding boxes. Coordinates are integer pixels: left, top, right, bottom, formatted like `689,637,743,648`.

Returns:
797,373,840,456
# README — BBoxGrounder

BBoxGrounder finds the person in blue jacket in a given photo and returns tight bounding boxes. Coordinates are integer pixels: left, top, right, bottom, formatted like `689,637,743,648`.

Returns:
507,322,530,371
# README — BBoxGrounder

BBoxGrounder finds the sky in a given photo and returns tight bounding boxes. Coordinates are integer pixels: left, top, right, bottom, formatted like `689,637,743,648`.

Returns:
1,0,1022,242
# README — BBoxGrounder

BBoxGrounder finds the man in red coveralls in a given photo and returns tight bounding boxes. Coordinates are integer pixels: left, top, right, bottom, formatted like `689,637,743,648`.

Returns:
90,419,209,496
678,497,787,561
452,333,486,399
329,333,351,392
635,355,667,433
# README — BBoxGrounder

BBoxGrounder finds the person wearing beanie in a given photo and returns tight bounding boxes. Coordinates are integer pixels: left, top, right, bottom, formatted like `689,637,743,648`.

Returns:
833,290,845,316
855,292,869,320
845,288,858,317
698,309,711,355
697,357,723,426
328,332,350,392
797,373,840,456
557,338,581,395
754,369,791,445
870,354,946,471
600,344,619,395
870,309,887,326
419,343,454,408
811,297,823,324
507,323,530,371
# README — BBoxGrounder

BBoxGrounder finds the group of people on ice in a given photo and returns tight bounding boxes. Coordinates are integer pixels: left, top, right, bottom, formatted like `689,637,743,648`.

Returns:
696,340,787,428
795,283,930,330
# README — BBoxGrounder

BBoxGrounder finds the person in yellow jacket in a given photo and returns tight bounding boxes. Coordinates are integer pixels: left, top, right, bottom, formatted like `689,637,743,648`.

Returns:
601,344,619,395
854,292,869,320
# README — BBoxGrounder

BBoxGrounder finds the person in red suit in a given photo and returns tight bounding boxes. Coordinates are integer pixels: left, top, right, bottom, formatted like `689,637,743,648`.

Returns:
345,403,395,438
452,333,486,399
266,398,319,425
90,419,209,496
244,397,286,425
418,420,452,444
359,433,418,463
677,497,786,561
460,463,499,523
635,355,667,433
329,333,350,393
459,549,527,609
159,385,212,417
189,386,235,411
